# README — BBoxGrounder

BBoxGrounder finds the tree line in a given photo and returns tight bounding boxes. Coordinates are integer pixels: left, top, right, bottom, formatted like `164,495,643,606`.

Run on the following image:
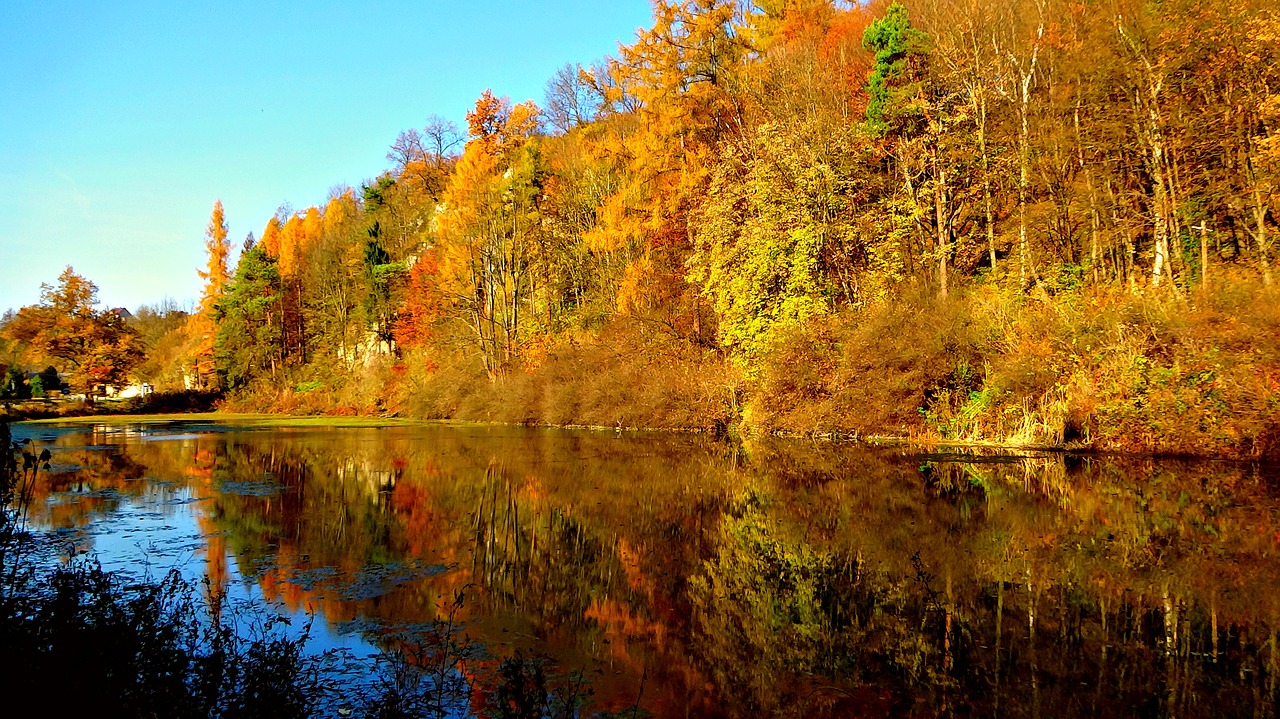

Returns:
198,0,1280,381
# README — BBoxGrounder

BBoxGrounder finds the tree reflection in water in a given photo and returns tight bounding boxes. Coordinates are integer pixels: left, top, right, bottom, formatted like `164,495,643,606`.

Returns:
20,421,1280,717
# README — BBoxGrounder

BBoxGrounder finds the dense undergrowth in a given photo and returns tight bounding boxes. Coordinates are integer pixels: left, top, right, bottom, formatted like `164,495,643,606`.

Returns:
219,273,1280,460
762,275,1280,458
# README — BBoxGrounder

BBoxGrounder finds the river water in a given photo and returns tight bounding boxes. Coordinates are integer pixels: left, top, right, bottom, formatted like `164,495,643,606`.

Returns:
12,419,1280,717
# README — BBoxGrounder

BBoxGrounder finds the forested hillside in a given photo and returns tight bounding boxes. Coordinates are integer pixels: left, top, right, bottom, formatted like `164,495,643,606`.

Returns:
8,0,1280,457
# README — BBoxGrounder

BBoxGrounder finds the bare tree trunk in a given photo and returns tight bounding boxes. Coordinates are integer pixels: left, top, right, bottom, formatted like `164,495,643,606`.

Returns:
1106,177,1137,288
979,90,997,270
1252,187,1274,287
1150,144,1171,288
935,147,949,299
1211,594,1219,664
1007,13,1044,288
1139,89,1174,289
1076,98,1102,284
1248,148,1275,287
1017,77,1033,286
1117,21,1176,290
1170,150,1192,291
1088,172,1102,281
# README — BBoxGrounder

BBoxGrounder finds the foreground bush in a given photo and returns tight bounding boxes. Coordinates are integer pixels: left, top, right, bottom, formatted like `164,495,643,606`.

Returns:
0,564,329,719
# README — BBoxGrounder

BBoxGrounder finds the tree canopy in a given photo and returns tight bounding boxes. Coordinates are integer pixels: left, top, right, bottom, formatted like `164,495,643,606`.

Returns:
3,267,144,395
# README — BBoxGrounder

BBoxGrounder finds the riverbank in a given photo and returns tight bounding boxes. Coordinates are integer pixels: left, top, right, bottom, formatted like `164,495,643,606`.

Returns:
28,275,1276,461
23,411,430,429
751,276,1280,460
211,275,1280,461
0,390,222,423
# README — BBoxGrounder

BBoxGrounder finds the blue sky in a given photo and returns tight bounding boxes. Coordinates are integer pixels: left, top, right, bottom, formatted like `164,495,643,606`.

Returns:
0,0,653,314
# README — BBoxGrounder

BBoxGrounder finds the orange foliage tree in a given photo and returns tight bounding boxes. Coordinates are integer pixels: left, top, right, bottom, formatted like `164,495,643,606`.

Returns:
189,200,231,387
593,0,752,340
4,267,145,397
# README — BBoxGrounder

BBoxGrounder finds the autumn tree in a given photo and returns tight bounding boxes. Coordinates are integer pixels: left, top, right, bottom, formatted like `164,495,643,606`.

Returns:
189,200,232,388
259,215,284,258
916,0,1004,271
597,0,753,340
690,122,855,363
300,190,367,364
532,135,624,331
393,250,443,352
132,298,190,390
386,116,460,230
435,91,547,376
864,3,977,299
3,267,145,397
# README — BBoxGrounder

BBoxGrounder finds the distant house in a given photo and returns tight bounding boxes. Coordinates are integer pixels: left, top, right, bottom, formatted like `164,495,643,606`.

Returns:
109,307,134,320
108,382,152,399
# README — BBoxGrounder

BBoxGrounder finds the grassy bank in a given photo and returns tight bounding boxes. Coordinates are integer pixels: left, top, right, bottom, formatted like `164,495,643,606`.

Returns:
220,320,740,434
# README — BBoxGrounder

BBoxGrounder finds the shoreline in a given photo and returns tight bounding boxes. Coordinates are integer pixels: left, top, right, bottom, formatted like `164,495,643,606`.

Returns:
16,409,1279,465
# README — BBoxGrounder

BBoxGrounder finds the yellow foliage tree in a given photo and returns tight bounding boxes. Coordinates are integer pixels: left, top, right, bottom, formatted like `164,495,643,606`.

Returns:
278,213,305,277
596,0,751,339
437,91,546,376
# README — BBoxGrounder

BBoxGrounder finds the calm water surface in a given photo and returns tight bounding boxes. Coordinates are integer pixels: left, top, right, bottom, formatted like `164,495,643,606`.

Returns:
13,420,1280,717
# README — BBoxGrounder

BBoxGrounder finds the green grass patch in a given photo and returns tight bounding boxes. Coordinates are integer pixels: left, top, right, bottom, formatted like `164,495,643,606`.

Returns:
21,412,437,429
